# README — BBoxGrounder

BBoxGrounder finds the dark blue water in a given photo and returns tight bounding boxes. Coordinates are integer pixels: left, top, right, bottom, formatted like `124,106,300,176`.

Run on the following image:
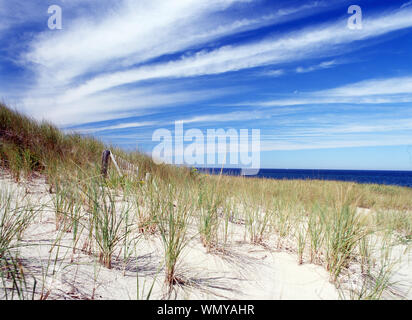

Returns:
197,168,412,188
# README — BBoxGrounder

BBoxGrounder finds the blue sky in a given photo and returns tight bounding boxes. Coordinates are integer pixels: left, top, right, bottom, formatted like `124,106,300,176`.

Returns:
1,0,412,170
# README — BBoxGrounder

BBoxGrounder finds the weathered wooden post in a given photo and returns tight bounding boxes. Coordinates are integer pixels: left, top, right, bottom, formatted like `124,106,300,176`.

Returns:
109,152,123,177
101,150,111,178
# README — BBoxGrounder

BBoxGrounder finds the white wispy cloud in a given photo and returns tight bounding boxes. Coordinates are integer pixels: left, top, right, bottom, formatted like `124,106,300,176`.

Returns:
71,110,265,134
258,120,412,151
71,121,158,134
181,111,266,125
401,1,412,9
256,113,412,151
266,119,412,136
23,0,321,86
260,69,285,77
14,0,332,125
318,76,412,97
261,135,412,151
23,86,234,126
296,60,337,73
53,5,412,103
236,76,412,107
25,0,249,82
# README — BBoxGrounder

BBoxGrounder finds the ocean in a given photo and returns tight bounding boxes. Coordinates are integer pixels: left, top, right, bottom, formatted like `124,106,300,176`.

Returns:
197,168,412,188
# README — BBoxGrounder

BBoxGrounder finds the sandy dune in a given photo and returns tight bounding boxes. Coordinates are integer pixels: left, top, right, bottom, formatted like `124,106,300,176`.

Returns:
1,171,410,300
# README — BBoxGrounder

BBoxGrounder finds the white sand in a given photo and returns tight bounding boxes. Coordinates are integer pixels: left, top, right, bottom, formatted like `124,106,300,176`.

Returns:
0,171,410,300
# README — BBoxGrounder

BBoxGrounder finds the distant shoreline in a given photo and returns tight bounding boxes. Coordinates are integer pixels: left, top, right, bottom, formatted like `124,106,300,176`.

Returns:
197,168,412,188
